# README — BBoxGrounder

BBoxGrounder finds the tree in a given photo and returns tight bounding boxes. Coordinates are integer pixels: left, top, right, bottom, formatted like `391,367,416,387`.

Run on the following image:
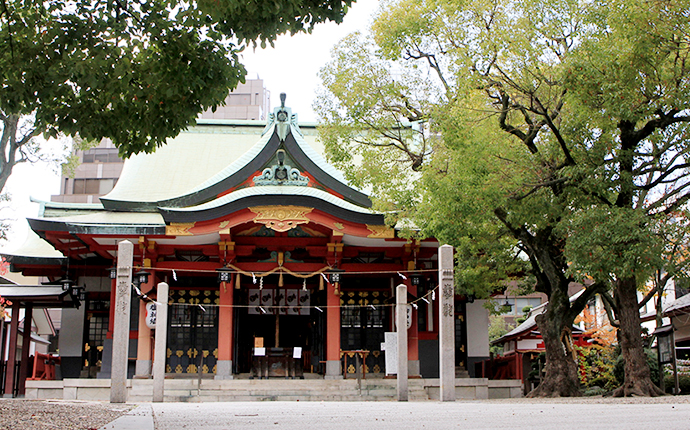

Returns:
317,0,690,396
0,0,353,196
318,0,598,397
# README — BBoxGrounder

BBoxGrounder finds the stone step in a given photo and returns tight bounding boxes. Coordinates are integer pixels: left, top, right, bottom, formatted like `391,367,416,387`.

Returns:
127,382,429,402
456,368,470,378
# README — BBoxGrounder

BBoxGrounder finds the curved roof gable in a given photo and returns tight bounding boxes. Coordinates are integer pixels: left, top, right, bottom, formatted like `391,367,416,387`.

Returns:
100,102,372,212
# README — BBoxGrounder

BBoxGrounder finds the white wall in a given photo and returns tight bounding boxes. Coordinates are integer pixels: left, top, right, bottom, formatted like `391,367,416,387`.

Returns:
58,307,85,357
467,300,490,357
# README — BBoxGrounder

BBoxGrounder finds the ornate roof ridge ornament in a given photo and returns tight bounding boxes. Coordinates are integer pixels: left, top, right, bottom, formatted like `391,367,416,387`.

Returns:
263,92,298,141
253,148,309,186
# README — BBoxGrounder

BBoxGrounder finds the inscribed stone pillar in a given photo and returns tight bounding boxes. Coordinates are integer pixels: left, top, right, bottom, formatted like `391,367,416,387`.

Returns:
110,240,133,403
153,282,169,402
3,301,20,397
439,244,456,401
396,284,408,401
325,281,342,379
18,304,33,395
135,275,153,378
215,277,234,380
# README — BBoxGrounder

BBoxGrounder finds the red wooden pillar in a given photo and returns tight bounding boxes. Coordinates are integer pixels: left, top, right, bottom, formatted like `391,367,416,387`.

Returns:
3,301,20,397
135,275,154,377
216,277,234,379
18,304,33,396
407,282,420,376
325,281,341,378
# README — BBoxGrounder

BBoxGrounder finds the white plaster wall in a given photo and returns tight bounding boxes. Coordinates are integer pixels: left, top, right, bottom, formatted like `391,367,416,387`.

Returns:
673,316,690,342
466,300,490,357
79,276,112,293
517,339,541,350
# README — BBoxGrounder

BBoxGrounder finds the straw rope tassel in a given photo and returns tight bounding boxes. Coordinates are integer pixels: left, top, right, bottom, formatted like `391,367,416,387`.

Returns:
235,273,241,290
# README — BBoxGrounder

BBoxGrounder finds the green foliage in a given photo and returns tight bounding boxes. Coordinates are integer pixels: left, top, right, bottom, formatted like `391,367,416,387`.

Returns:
577,344,619,391
488,315,513,356
1,0,245,157
561,207,665,285
1,0,352,196
202,0,353,48
664,375,690,394
577,344,659,392
317,0,690,394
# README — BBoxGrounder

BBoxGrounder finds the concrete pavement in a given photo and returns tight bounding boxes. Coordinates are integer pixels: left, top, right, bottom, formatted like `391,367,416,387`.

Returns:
99,405,154,430
103,397,690,430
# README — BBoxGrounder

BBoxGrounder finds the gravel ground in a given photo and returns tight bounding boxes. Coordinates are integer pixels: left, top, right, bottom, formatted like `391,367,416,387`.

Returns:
0,399,133,430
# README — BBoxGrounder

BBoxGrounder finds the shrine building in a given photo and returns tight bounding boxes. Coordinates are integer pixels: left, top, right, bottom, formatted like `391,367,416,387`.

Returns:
3,99,490,389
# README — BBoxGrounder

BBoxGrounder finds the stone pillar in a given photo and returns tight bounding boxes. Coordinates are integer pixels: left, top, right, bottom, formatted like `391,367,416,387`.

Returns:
18,304,33,396
396,284,408,401
325,281,342,379
439,244,455,401
153,282,169,402
216,277,234,379
110,240,133,403
135,276,154,378
3,301,20,397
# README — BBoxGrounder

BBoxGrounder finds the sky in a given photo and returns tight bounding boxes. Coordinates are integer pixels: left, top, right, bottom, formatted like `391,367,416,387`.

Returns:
240,0,380,122
1,0,380,251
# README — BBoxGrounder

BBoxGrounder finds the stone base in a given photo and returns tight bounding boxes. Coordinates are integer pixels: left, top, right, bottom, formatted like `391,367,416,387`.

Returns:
135,359,151,378
324,360,342,379
214,360,234,380
408,360,420,377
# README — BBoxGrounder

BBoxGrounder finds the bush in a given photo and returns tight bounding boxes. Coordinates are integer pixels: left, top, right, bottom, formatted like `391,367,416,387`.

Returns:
664,375,690,394
577,344,618,391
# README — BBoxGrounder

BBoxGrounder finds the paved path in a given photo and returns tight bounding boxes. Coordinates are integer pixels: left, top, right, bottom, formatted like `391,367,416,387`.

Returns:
141,398,690,430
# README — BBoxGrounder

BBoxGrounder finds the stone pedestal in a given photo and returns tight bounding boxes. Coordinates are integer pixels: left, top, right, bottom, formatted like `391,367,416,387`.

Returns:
214,360,234,380
325,361,342,379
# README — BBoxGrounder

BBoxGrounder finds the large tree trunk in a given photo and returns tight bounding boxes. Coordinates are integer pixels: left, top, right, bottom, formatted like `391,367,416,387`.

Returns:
527,284,581,397
612,277,664,397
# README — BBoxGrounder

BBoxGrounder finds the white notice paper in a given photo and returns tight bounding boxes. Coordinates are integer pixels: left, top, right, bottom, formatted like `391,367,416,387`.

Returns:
384,332,397,375
293,347,302,359
254,347,266,357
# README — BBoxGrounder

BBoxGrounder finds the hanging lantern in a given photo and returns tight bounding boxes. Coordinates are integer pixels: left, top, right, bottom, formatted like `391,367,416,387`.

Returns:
61,278,74,292
329,268,345,295
217,268,232,283
410,273,423,286
133,269,151,287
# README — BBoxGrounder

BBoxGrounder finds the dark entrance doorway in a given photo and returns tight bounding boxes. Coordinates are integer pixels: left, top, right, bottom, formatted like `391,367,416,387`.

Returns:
234,284,325,375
